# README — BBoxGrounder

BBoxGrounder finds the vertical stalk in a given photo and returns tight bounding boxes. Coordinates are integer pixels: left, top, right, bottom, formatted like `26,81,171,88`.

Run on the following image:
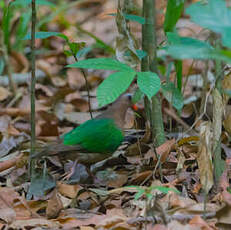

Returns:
71,54,93,119
212,40,225,184
30,0,36,157
0,29,17,95
142,0,165,146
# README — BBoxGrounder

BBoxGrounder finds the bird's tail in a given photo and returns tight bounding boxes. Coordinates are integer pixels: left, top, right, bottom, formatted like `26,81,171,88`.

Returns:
31,142,83,159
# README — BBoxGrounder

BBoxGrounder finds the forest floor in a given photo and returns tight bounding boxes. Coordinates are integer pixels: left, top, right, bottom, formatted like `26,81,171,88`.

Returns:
0,0,231,229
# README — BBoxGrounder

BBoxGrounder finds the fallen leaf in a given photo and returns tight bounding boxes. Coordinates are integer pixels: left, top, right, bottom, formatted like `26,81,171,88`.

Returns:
46,189,63,219
0,87,10,101
197,122,214,193
58,182,82,199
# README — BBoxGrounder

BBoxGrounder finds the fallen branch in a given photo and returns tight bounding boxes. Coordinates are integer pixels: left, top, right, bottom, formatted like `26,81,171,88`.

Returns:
0,70,45,86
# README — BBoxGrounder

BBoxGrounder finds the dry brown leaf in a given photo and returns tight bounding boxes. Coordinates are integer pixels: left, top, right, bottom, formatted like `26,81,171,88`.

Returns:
97,208,128,229
130,170,152,184
0,87,10,101
11,51,29,73
51,77,67,87
189,215,217,230
219,160,231,205
57,214,107,229
167,220,200,230
197,122,214,193
151,224,168,230
67,68,86,89
14,200,47,219
46,189,63,219
58,182,82,199
80,226,95,230
9,218,60,229
217,205,231,225
145,139,175,163
107,172,128,188
222,73,231,105
124,108,135,129
223,112,231,136
0,187,20,223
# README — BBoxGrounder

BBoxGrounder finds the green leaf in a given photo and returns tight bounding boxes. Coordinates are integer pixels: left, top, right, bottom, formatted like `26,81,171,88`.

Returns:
134,189,145,200
68,42,86,57
76,46,92,59
164,0,185,32
14,12,31,50
97,71,136,106
136,49,147,60
0,58,4,75
67,58,133,71
23,31,61,40
132,88,144,104
165,33,231,63
137,72,161,100
186,0,231,48
123,13,145,24
11,0,55,7
162,82,184,110
151,186,180,194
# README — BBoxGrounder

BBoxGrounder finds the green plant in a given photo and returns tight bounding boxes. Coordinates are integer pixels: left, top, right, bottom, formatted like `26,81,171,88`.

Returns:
128,185,180,201
164,0,231,184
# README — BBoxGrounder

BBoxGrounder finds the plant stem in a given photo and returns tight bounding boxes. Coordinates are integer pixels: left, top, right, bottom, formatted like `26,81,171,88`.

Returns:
142,0,165,146
0,29,17,95
72,54,93,119
30,0,36,157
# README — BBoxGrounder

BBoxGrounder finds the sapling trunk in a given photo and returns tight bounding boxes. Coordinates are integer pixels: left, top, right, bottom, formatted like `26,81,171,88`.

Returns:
142,0,165,146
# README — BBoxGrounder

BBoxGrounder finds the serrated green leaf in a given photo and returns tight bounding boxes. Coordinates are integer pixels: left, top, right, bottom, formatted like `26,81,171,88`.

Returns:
97,71,136,106
23,31,61,40
186,0,231,48
137,72,161,100
67,58,133,71
162,82,183,110
164,0,185,32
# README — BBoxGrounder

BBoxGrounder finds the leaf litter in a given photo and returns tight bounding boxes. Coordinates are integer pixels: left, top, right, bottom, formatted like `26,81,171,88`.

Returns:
0,0,231,229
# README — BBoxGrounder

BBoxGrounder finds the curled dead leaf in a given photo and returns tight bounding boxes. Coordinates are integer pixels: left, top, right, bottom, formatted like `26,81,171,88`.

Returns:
0,87,10,101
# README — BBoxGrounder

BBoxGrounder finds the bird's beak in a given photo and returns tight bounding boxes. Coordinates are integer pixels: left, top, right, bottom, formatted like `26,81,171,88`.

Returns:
132,104,139,111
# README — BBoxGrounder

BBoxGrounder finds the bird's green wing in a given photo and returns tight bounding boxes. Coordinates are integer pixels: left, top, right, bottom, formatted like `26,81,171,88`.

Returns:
62,119,124,153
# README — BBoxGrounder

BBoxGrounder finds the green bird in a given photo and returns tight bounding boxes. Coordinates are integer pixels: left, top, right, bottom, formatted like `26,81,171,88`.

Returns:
32,93,133,162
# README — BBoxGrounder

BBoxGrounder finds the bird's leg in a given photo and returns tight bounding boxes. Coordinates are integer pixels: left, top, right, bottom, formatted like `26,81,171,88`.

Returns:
62,160,78,181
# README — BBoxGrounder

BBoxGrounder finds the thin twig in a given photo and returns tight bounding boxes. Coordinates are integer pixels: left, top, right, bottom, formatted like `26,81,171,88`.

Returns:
30,0,36,174
71,53,93,119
